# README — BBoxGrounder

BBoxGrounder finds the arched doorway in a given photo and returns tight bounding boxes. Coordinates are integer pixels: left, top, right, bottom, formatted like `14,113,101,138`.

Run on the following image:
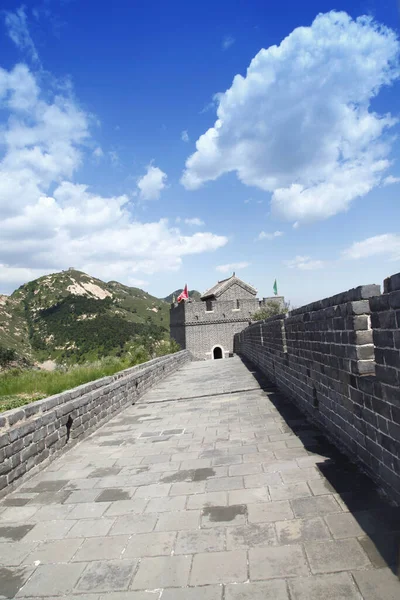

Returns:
213,346,223,359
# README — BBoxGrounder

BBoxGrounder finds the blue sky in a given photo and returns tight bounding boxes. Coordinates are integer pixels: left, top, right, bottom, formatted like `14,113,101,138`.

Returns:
0,0,399,306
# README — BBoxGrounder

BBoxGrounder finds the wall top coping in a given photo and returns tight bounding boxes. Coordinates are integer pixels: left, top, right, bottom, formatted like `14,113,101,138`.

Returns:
0,351,190,432
289,284,381,316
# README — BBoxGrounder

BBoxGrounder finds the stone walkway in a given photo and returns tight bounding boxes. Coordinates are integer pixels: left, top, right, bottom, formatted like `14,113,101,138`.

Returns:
1,357,399,599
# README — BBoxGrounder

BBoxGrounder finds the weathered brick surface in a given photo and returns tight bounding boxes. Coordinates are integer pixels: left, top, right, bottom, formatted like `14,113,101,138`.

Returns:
0,350,191,498
235,273,400,504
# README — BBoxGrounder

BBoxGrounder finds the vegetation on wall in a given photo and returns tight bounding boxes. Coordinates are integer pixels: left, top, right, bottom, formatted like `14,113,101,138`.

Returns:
251,300,288,321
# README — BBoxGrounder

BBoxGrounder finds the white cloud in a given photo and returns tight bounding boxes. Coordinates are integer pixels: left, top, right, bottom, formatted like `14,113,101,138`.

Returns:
342,234,400,261
181,130,189,142
93,146,104,160
137,164,167,201
216,261,250,273
0,64,228,294
222,36,235,50
284,256,325,270
184,218,204,226
256,230,283,241
4,6,40,64
182,11,400,224
382,175,400,186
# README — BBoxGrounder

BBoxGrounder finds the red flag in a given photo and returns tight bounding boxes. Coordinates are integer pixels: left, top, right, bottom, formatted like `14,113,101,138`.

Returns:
177,284,189,303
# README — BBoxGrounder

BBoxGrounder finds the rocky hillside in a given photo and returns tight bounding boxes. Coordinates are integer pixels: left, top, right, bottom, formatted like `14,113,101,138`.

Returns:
0,270,170,364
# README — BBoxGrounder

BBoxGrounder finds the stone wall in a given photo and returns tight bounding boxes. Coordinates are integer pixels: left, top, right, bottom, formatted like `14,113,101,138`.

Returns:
0,350,191,498
234,273,400,504
170,296,285,360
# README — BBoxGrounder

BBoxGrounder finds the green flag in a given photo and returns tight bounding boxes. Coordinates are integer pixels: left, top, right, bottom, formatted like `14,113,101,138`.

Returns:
273,279,278,296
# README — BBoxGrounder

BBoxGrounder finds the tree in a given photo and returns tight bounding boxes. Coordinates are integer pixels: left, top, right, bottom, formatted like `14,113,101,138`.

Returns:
251,300,287,321
0,346,17,367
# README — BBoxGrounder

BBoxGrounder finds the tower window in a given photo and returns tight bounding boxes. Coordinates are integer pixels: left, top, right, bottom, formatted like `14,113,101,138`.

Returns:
206,300,213,312
236,299,240,309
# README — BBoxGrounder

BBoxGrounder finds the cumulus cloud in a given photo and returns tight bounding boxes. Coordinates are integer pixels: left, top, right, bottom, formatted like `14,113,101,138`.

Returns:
137,164,167,200
0,64,228,293
382,175,400,186
182,11,400,224
342,234,400,261
284,256,325,270
256,230,283,241
4,6,40,64
184,218,204,226
222,36,235,50
216,262,250,273
181,130,189,142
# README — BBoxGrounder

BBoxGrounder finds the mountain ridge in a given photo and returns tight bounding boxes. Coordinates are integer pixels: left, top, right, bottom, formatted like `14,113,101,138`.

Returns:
0,269,182,365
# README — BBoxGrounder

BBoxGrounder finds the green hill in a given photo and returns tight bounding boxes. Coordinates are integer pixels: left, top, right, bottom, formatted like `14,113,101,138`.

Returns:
0,270,171,365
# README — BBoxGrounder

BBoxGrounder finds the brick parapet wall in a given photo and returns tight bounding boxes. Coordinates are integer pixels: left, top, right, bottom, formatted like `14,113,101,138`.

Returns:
0,350,191,498
234,274,400,504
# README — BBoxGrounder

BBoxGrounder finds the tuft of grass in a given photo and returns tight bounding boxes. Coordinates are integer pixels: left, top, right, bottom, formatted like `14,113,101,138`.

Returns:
0,355,143,412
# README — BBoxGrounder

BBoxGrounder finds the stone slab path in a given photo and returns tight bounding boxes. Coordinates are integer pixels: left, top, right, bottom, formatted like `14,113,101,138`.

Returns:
1,357,399,599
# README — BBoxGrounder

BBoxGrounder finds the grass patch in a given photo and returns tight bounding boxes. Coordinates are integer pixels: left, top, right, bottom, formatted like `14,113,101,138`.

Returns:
0,354,144,413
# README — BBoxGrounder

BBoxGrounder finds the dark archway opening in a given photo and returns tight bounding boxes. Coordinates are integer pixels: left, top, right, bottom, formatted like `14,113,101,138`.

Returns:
213,346,223,359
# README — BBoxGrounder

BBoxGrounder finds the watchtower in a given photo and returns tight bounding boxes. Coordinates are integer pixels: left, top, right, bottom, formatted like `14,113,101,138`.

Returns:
170,274,284,360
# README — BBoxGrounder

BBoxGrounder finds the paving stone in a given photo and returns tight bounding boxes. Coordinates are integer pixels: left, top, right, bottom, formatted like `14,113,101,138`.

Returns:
1,495,37,507
206,477,244,492
104,498,148,516
352,567,400,600
0,566,35,598
95,489,132,502
190,550,247,585
175,528,225,553
134,484,171,498
76,560,138,593
288,572,361,599
65,490,101,503
66,518,115,538
145,495,186,513
23,519,76,542
0,543,37,567
226,522,277,549
124,531,176,557
30,504,74,522
110,514,157,535
187,491,228,509
212,455,242,466
162,586,222,600
248,500,293,523
22,538,83,564
269,482,311,501
132,555,191,589
155,510,200,531
244,473,282,488
275,517,331,543
16,562,86,597
22,480,68,493
98,593,158,600
305,539,371,573
228,463,263,476
291,496,342,518
72,535,129,562
0,525,35,543
68,502,111,519
249,545,309,579
228,487,270,505
201,504,247,528
0,507,39,523
225,580,289,600
280,467,322,484
169,481,206,495
324,511,378,539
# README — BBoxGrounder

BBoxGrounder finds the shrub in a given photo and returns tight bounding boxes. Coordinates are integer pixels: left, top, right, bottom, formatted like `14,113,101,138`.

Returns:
251,300,287,321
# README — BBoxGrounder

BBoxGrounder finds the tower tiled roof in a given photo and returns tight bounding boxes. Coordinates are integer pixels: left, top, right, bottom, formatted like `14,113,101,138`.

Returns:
201,274,257,300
